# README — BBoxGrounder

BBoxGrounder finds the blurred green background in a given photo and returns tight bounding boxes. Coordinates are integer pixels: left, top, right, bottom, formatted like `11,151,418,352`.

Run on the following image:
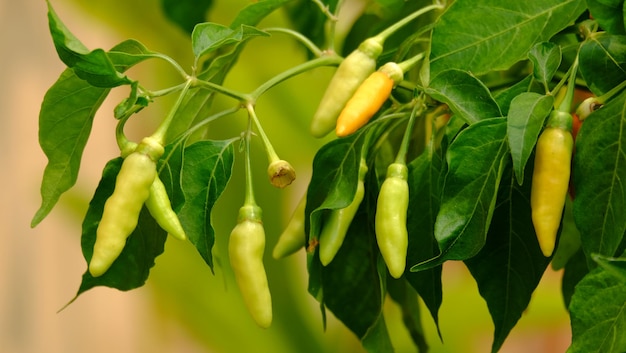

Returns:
0,1,571,352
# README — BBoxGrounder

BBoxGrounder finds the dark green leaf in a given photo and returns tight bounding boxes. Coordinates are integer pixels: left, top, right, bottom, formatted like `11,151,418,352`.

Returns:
361,315,395,353
178,139,237,271
405,146,443,333
191,22,268,59
552,199,582,271
413,118,509,270
73,158,167,299
429,0,585,77
284,0,337,52
573,91,626,262
507,92,554,184
593,254,626,283
387,278,429,352
568,267,626,353
161,0,213,34
231,0,294,28
46,1,130,87
493,75,541,114
528,41,562,86
465,164,550,353
579,33,626,96
586,0,626,34
426,69,502,125
32,40,160,227
562,248,589,308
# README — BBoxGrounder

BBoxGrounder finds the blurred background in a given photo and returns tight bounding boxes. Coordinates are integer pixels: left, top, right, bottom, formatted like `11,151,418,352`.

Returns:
1,1,572,352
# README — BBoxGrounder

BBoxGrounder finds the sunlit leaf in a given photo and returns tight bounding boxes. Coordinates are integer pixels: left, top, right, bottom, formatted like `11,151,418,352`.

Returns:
191,22,268,59
429,0,586,76
507,92,554,184
426,69,502,125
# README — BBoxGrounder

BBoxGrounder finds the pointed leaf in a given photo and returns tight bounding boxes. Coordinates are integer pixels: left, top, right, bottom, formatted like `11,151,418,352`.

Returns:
387,278,429,352
161,0,213,34
413,118,509,270
191,22,268,59
528,41,562,86
568,267,626,353
586,0,626,35
573,91,626,262
429,0,586,77
507,92,554,184
579,33,626,96
494,75,542,115
465,165,550,353
74,158,167,298
178,139,237,271
405,146,443,331
46,1,130,87
231,0,294,28
32,40,161,227
426,69,502,125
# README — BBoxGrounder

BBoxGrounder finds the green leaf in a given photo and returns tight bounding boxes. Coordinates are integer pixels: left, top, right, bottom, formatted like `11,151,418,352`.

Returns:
191,22,269,59
465,164,550,353
231,0,294,28
72,158,167,299
573,91,626,262
528,41,562,86
586,0,626,35
284,0,335,52
568,267,626,353
31,70,109,227
426,69,502,125
405,146,443,332
429,0,586,77
413,118,509,270
494,75,542,115
361,315,395,353
106,39,163,71
46,1,130,87
161,0,213,34
562,249,589,308
507,92,554,184
593,254,626,283
387,278,429,352
579,33,626,96
305,134,364,243
32,40,160,227
178,139,237,271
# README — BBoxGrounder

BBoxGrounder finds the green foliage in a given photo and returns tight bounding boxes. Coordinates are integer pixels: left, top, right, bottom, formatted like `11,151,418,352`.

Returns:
32,0,626,352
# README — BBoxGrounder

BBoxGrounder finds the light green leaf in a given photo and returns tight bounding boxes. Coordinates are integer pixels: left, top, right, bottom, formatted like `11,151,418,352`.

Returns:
178,139,237,270
426,69,502,125
413,118,509,270
568,267,626,353
191,22,268,59
429,0,586,77
528,41,562,87
507,92,554,184
579,33,626,96
46,1,130,87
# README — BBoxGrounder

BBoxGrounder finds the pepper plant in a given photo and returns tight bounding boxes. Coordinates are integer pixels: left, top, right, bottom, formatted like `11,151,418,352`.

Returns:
32,0,626,352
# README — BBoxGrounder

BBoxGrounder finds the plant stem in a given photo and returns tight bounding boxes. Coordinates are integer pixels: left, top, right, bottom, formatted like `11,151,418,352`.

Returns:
557,57,578,113
150,79,192,145
372,4,444,44
397,52,426,74
146,82,188,98
243,113,257,207
396,96,425,164
250,55,342,100
264,27,324,57
153,52,190,79
193,77,249,102
246,103,279,163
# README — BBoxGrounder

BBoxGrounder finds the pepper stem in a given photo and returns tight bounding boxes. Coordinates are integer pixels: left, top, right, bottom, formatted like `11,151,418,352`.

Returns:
243,114,257,207
557,57,579,114
372,4,444,44
246,103,280,163
150,78,192,145
396,95,426,164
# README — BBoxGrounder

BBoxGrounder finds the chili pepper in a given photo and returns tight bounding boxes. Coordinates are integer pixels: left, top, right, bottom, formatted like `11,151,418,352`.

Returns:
89,137,164,277
145,175,186,241
335,62,407,137
310,38,383,138
272,194,307,259
531,110,573,257
319,159,368,266
375,162,409,278
229,205,272,328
